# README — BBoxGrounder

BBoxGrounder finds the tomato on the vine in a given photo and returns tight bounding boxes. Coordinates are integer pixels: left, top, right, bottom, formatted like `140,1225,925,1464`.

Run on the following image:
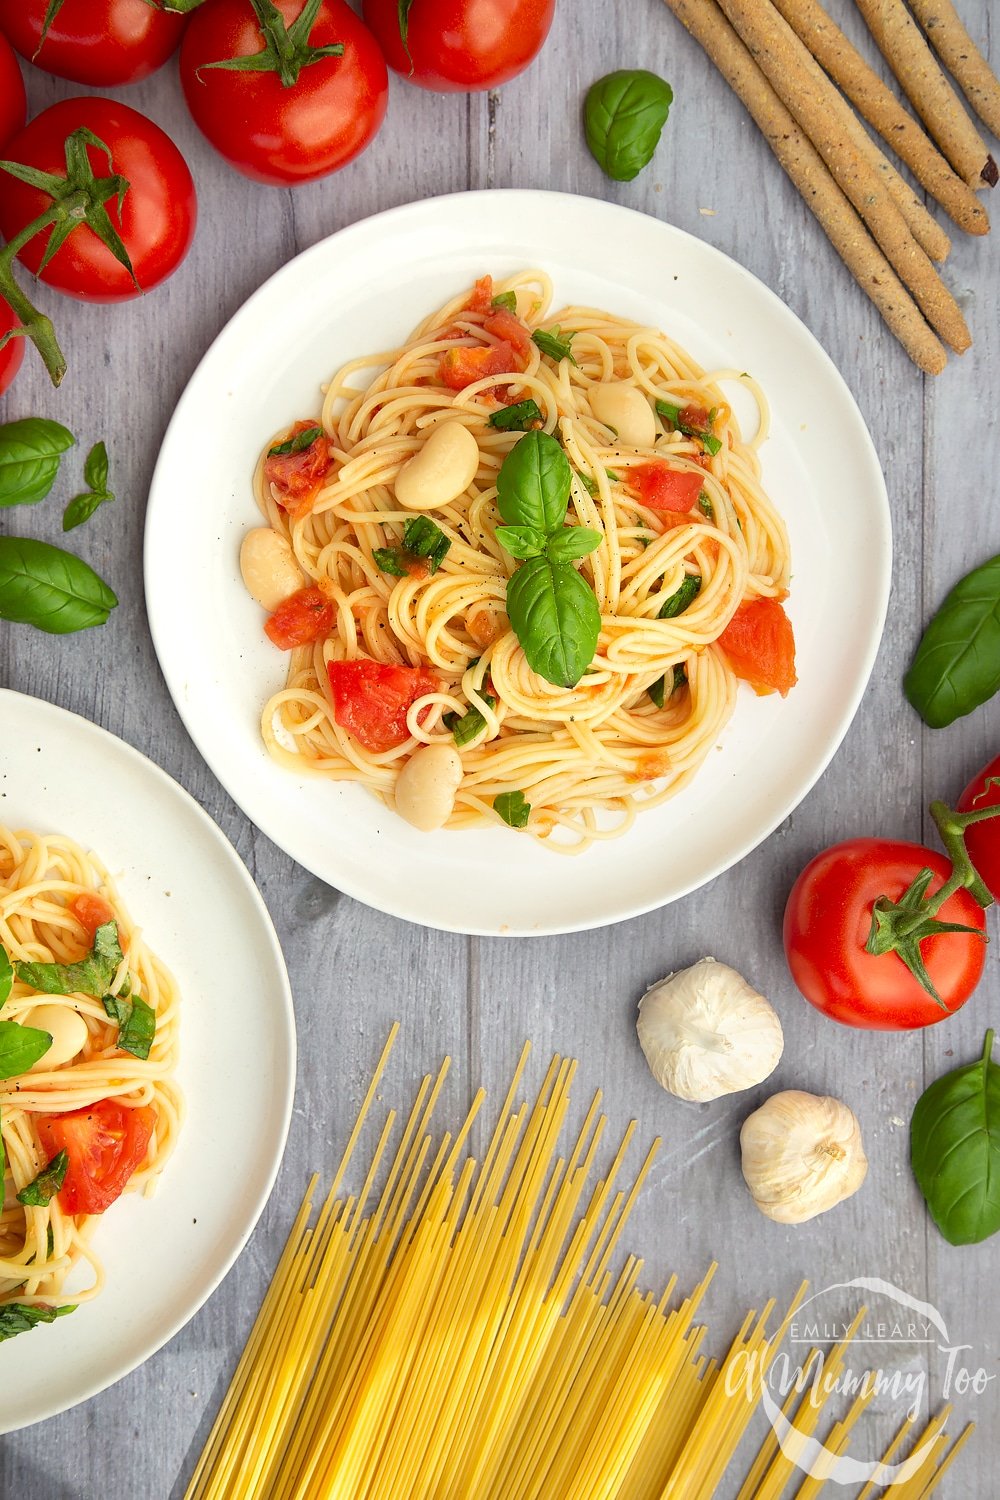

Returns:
180,0,388,187
0,0,186,86
0,297,24,397
362,0,556,92
958,753,1000,901
0,98,197,304
783,838,987,1031
0,28,26,149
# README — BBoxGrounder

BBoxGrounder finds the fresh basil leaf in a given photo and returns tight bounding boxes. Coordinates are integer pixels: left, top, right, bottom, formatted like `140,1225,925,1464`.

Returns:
532,327,577,366
83,440,109,494
494,791,531,829
697,493,714,520
402,516,450,573
103,991,156,1060
0,418,75,508
0,948,11,1008
672,663,687,695
506,555,601,689
578,472,599,497
16,920,123,999
373,548,409,577
64,442,114,532
904,554,1000,728
0,1304,59,1343
0,538,117,634
911,1030,1000,1244
497,431,572,533
656,400,681,426
0,1021,52,1081
62,490,107,533
545,527,602,563
268,425,322,458
446,694,497,748
658,572,702,619
584,69,673,182
489,400,543,433
648,676,665,709
16,1151,68,1208
497,526,548,560
491,291,517,313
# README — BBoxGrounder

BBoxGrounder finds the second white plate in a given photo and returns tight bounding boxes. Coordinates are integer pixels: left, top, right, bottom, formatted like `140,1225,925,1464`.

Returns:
145,190,891,936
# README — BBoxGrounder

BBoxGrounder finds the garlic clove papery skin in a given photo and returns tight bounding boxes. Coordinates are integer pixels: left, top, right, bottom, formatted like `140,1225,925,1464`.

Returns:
740,1090,868,1224
636,958,784,1102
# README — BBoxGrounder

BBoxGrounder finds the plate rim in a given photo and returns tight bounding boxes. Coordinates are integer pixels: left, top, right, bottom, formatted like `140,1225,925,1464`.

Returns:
0,687,297,1433
144,187,892,937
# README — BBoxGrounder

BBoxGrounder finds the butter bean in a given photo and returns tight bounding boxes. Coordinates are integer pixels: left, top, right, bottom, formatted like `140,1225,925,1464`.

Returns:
395,422,480,511
588,384,657,448
28,1005,89,1070
240,528,304,611
395,744,464,832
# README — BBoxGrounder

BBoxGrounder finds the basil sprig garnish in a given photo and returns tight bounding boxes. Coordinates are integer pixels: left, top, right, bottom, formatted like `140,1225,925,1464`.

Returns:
491,291,517,313
0,419,75,508
532,327,577,366
63,441,115,532
16,920,123,997
0,1304,59,1343
268,425,322,458
658,572,701,620
17,1150,68,1208
584,70,673,182
0,537,118,634
103,991,156,1060
496,432,601,689
489,400,543,433
904,554,1000,728
494,791,531,829
656,400,722,458
911,1030,1000,1245
374,516,451,578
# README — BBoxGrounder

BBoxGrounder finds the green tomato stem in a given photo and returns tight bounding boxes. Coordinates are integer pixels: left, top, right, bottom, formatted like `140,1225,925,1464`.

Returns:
0,204,69,387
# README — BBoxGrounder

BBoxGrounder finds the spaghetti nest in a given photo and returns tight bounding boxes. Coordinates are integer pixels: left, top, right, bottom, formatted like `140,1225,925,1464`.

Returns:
0,827,182,1315
256,271,792,851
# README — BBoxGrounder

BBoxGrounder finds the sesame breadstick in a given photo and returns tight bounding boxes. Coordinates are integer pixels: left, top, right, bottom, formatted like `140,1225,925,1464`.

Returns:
712,0,970,352
770,0,987,234
909,0,1000,141
660,0,949,373
853,0,998,188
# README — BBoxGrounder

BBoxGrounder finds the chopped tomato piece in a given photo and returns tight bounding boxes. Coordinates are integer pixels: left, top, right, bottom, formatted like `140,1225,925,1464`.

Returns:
265,587,334,650
680,403,711,428
628,463,705,513
263,421,332,518
439,341,520,391
465,276,494,313
483,308,531,354
70,893,114,941
718,597,797,698
37,1100,156,1216
327,657,440,753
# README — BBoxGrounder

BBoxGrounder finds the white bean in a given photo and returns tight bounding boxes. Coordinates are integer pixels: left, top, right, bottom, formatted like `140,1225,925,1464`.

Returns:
395,422,480,511
395,744,464,832
28,1004,89,1070
589,384,657,448
240,528,304,611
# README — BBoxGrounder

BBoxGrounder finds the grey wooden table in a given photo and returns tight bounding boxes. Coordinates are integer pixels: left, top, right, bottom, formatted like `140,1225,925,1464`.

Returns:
1,2,998,1495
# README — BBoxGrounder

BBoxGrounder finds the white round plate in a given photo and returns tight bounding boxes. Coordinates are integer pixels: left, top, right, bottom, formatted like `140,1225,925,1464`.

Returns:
145,190,890,937
0,691,295,1432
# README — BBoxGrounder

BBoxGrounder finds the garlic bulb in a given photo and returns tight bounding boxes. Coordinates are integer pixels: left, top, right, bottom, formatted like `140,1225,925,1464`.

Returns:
740,1091,868,1224
636,958,784,1102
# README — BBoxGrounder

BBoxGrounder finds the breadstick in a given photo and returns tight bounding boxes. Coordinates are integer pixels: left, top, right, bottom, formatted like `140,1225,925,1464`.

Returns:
909,0,1000,140
770,0,987,235
659,0,948,373
853,0,997,188
712,0,970,352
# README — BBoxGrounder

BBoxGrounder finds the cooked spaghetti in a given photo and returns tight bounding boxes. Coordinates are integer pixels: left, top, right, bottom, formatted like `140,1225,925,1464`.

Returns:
249,271,796,851
0,826,182,1324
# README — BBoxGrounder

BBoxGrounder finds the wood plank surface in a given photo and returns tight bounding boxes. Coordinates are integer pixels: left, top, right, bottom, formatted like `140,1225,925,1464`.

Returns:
1,1,998,1494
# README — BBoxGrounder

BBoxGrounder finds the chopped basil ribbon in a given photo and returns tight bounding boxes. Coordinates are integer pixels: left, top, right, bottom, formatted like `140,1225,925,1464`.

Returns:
532,328,577,366
444,693,497,748
102,991,156,1061
268,425,322,458
655,400,723,458
697,493,714,520
489,400,543,433
17,1151,68,1207
374,516,451,578
494,791,531,828
15,920,122,998
658,573,702,620
491,291,517,313
649,663,688,708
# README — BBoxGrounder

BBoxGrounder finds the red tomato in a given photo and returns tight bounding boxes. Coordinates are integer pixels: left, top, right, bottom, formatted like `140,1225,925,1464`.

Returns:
328,657,440,752
0,29,26,148
0,0,184,86
958,753,1000,900
784,840,986,1030
465,276,494,312
439,341,519,390
37,1100,156,1214
628,463,704,513
265,586,334,649
718,597,797,697
263,421,332,517
70,892,115,941
0,98,196,304
0,297,24,397
362,0,556,92
179,0,388,187
484,307,531,353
